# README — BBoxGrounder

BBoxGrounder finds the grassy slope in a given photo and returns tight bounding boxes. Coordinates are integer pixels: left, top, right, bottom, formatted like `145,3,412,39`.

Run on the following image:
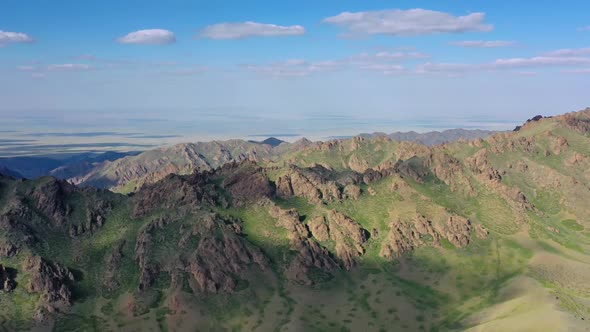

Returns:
1,112,589,331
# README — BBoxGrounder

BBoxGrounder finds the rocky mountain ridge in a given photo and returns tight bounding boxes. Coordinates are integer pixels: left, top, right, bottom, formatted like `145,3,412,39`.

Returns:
0,108,589,331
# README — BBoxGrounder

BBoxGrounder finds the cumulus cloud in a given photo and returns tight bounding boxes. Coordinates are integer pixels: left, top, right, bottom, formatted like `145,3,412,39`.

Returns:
243,59,341,77
543,47,590,57
323,9,492,36
450,40,515,48
244,50,428,77
117,29,176,45
16,65,36,71
359,64,406,75
563,68,590,74
48,64,92,71
199,21,305,39
0,30,33,46
416,56,590,75
350,51,429,63
492,56,590,68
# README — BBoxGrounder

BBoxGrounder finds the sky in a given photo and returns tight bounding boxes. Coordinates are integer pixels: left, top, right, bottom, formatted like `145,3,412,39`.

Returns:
1,0,590,150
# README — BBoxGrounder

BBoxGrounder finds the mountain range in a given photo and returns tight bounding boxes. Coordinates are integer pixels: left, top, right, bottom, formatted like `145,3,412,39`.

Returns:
1,128,500,194
0,110,589,331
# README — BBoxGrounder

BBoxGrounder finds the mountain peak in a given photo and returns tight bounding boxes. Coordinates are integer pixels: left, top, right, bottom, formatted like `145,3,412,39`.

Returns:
261,137,285,147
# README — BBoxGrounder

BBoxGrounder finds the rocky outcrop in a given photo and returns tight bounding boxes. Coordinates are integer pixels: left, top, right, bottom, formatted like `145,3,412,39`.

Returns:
220,165,273,206
0,264,16,292
559,109,590,134
187,230,268,293
380,215,441,259
103,240,126,292
308,216,330,242
327,210,369,269
380,214,488,259
134,217,176,291
443,216,472,247
275,175,295,198
30,178,73,225
24,256,74,317
343,184,361,200
393,157,430,183
269,205,339,285
275,166,342,205
0,238,20,258
132,172,219,217
68,195,113,237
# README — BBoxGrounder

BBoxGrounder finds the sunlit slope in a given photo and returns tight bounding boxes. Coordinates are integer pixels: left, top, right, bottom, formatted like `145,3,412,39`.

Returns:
0,108,589,331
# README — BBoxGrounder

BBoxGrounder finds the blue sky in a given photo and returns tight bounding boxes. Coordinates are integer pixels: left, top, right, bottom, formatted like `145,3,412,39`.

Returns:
1,0,590,139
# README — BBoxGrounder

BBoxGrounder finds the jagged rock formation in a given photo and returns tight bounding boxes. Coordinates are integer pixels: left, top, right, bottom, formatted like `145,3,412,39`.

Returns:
219,162,274,206
24,256,74,318
0,264,16,292
380,214,488,259
268,205,339,285
327,210,370,270
0,108,589,329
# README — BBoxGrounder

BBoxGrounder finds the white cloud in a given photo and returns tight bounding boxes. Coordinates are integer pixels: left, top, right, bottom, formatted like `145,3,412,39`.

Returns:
73,54,97,60
450,40,515,48
0,30,33,46
48,64,92,71
244,59,341,77
323,9,492,36
16,65,36,71
244,50,427,77
492,56,590,68
117,29,176,45
350,51,429,64
515,71,537,76
199,22,305,39
543,47,590,57
416,62,478,74
161,67,208,76
359,64,406,75
416,55,590,75
563,68,590,74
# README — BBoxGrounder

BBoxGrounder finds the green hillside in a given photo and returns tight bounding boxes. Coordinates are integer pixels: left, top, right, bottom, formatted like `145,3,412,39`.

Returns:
1,109,589,331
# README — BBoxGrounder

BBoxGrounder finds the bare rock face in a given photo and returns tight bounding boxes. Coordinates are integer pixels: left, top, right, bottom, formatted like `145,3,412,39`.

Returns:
0,264,16,292
269,205,339,285
275,173,321,204
30,178,73,225
443,216,472,247
474,224,489,239
348,154,369,173
221,169,273,206
327,210,369,269
187,230,268,293
103,240,126,293
380,214,487,260
0,238,20,258
132,172,218,217
466,149,503,184
134,217,176,291
308,216,330,242
393,157,430,183
275,175,294,199
380,215,440,259
559,110,590,134
24,256,74,316
275,166,342,205
343,184,361,200
69,195,113,238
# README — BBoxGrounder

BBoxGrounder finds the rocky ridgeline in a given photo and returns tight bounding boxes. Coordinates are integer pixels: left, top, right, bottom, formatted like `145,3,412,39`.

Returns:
1,108,589,324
